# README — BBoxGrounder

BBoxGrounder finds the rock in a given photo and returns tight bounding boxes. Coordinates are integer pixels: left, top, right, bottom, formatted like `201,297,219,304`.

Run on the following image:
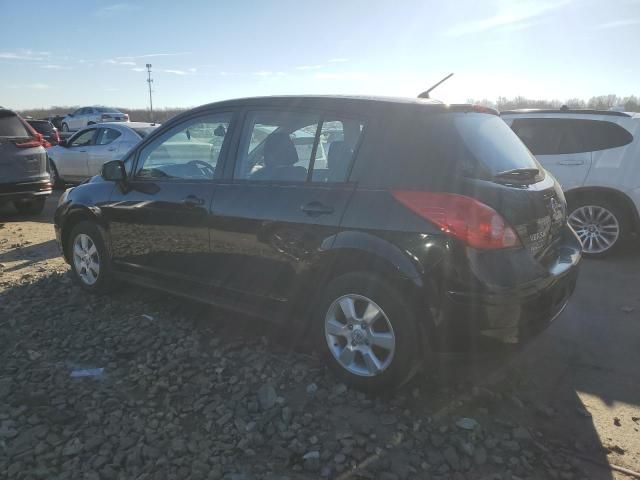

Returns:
502,440,521,452
455,417,479,431
334,453,346,464
443,445,460,470
430,434,445,447
258,384,278,410
613,417,621,427
621,306,635,313
474,446,487,465
62,437,83,456
512,426,532,441
333,383,348,396
303,450,321,472
306,383,318,395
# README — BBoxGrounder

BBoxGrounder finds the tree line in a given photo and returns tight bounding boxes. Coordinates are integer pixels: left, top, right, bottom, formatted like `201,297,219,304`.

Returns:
467,94,640,112
16,94,640,122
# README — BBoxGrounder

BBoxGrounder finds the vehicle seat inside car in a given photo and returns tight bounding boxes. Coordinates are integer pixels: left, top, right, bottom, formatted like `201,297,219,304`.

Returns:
251,132,307,181
325,141,353,182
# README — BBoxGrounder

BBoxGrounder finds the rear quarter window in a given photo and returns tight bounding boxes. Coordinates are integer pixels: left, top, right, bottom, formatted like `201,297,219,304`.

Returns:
0,111,31,137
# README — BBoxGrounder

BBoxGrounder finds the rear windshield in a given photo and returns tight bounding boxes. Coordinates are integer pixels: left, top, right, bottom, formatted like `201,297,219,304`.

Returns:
454,114,539,175
96,107,121,113
132,127,157,138
0,111,31,138
27,120,55,134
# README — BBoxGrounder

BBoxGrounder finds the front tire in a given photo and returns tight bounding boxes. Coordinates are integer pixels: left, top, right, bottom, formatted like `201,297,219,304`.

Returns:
67,221,114,293
315,272,421,392
568,198,628,258
13,197,46,215
48,158,64,189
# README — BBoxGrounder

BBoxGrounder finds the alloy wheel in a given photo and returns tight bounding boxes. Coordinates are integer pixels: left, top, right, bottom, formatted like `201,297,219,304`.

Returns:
324,294,396,377
72,233,100,285
569,205,620,254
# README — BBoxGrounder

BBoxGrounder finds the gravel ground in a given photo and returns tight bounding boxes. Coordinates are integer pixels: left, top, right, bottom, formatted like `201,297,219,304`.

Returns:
0,193,634,480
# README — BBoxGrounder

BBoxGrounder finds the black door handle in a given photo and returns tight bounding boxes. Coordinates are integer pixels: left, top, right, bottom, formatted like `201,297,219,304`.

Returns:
182,195,205,207
301,201,334,216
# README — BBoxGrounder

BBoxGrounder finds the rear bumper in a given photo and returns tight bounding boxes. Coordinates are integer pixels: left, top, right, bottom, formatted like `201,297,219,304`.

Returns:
432,229,582,351
0,179,52,202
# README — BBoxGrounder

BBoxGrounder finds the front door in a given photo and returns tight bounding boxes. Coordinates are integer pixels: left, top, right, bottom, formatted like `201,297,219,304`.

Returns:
88,127,122,176
103,111,235,282
60,128,97,180
208,108,365,314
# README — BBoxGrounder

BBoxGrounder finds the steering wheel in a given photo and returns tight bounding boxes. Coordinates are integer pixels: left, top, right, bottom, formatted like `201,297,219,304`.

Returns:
187,160,216,178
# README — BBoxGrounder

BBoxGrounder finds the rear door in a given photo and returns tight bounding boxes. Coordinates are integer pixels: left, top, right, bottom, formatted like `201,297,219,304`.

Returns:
208,108,365,312
508,117,592,190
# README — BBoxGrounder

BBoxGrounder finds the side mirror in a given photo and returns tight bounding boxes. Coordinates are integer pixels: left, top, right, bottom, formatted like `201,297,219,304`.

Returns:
102,160,126,182
59,139,68,147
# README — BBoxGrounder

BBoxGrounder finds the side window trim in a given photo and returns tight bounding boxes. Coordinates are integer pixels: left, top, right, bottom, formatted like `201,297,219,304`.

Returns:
131,109,237,183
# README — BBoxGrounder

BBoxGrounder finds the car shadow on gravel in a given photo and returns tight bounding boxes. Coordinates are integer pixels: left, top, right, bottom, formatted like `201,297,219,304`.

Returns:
0,239,60,271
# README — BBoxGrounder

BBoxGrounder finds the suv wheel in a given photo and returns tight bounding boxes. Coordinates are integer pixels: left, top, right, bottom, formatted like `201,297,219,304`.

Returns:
13,197,46,215
67,221,114,293
316,272,420,392
568,198,627,258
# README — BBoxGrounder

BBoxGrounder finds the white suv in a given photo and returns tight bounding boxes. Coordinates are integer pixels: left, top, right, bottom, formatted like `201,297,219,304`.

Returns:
61,107,129,132
502,109,640,257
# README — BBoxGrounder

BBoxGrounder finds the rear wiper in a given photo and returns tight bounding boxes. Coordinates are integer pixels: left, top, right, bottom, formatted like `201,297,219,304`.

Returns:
494,167,539,179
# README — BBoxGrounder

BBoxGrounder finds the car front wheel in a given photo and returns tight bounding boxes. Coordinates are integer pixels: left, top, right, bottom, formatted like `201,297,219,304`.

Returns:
67,221,114,293
316,272,421,392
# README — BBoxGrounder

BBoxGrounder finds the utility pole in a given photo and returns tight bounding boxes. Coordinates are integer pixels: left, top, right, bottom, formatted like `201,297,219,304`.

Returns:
146,63,154,123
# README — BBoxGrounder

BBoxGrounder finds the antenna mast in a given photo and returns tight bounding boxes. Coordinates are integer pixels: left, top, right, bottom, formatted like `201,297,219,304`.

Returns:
418,73,454,99
146,63,154,123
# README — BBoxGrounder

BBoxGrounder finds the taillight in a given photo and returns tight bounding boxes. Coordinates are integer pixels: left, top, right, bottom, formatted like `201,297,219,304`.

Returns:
14,133,44,149
391,191,520,249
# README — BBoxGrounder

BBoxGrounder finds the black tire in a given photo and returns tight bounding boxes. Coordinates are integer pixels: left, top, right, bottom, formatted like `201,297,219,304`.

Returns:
48,158,64,189
314,272,422,392
66,221,115,293
568,197,629,259
13,197,46,215
61,123,69,132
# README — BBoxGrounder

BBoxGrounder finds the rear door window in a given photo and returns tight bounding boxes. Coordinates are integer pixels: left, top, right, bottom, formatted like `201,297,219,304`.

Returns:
69,129,96,147
510,118,632,154
0,111,31,137
96,128,121,145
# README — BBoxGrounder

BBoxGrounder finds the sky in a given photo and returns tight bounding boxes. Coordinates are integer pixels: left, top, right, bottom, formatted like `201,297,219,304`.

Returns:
1,0,639,110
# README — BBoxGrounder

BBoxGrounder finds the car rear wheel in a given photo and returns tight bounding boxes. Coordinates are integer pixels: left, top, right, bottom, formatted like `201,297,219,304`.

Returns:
568,199,628,258
67,221,114,293
315,272,421,392
48,159,64,189
13,197,46,215
61,123,69,132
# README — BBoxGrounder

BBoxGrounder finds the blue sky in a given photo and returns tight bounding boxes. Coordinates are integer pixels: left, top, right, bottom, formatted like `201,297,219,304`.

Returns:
1,0,639,109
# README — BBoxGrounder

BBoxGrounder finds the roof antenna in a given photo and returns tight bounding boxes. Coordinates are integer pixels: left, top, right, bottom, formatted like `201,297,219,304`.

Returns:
418,73,454,99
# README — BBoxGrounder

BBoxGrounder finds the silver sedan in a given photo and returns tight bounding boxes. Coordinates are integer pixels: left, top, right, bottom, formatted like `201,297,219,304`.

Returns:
47,122,159,184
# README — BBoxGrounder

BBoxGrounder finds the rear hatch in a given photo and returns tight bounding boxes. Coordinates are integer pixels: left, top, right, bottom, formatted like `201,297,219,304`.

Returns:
451,112,567,259
0,110,48,183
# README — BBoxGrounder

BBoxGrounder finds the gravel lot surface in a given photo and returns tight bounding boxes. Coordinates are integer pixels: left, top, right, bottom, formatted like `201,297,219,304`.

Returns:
1,192,638,479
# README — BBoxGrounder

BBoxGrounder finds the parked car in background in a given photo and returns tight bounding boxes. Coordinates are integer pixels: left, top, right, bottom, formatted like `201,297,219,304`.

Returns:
0,108,51,214
502,109,640,257
47,122,159,185
54,96,581,391
61,107,129,132
27,119,61,147
42,114,66,130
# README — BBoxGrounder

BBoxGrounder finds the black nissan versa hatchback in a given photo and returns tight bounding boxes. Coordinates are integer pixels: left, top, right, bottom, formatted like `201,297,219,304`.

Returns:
54,96,581,390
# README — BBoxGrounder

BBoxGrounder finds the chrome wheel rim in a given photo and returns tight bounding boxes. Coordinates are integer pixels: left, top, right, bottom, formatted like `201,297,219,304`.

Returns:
569,205,620,254
72,234,100,285
324,294,396,377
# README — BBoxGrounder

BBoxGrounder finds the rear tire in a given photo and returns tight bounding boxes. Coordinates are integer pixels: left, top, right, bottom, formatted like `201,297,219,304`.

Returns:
568,197,629,258
13,197,46,215
48,158,64,189
315,272,421,392
67,221,115,293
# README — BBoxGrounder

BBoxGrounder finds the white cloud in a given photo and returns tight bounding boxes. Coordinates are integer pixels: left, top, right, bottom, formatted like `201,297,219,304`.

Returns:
328,58,349,63
445,0,572,36
131,67,146,72
594,18,640,29
115,52,191,61
105,59,137,66
314,72,369,80
41,64,66,70
0,49,50,61
295,64,323,70
94,3,141,17
253,71,285,77
161,69,197,75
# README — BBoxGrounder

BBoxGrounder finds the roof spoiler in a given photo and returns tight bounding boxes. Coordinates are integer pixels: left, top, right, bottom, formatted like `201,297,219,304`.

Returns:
418,73,454,99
